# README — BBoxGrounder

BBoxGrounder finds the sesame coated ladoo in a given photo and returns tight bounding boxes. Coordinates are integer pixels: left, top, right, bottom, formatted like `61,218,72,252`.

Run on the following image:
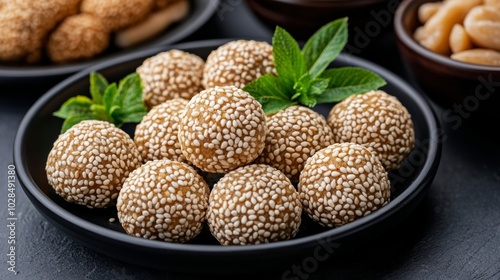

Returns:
137,49,205,108
202,40,276,89
134,98,188,163
81,0,154,31
178,85,267,173
327,90,415,171
255,105,335,184
207,164,302,245
299,143,391,227
47,14,110,64
117,159,210,243
45,120,142,208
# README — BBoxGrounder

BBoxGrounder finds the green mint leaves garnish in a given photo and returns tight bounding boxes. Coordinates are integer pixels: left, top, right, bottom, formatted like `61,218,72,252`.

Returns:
244,17,387,115
53,72,148,133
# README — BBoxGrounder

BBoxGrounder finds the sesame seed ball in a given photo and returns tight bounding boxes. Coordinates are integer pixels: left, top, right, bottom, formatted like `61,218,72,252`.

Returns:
255,105,335,184
178,86,267,173
134,98,188,163
0,0,81,63
137,49,205,108
327,90,415,171
207,164,302,245
202,40,276,89
46,14,109,64
117,159,209,243
81,0,154,31
45,120,142,208
298,143,391,227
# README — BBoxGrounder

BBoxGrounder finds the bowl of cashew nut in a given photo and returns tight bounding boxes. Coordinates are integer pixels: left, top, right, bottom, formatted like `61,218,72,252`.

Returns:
394,0,500,128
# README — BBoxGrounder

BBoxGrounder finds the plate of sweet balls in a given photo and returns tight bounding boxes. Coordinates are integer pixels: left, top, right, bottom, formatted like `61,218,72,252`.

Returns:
14,18,441,273
0,0,219,85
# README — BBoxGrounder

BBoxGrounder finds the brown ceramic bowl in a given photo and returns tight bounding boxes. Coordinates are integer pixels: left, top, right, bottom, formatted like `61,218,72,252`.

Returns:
394,0,500,130
246,0,392,40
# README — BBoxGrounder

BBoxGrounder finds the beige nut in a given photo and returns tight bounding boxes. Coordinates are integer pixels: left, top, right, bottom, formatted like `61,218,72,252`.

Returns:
451,48,500,66
418,2,443,23
464,5,500,52
449,24,473,54
416,0,482,55
485,0,500,8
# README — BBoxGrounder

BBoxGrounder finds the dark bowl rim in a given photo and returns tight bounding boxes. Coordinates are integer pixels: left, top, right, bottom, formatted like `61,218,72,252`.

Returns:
14,38,442,255
394,0,500,73
247,0,389,9
0,0,219,80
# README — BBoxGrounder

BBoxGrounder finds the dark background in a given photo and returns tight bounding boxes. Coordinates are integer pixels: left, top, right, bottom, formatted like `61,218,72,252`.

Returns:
1,1,500,279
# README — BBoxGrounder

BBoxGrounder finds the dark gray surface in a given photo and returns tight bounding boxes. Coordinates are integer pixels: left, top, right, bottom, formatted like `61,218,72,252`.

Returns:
1,1,500,279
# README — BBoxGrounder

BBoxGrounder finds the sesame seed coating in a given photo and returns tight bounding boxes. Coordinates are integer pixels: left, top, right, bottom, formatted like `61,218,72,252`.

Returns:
202,40,276,89
0,0,80,63
178,86,267,173
46,14,109,64
81,0,154,31
207,164,302,245
45,120,142,208
134,98,188,163
255,105,335,184
327,90,415,171
137,49,205,108
117,159,210,243
298,143,390,227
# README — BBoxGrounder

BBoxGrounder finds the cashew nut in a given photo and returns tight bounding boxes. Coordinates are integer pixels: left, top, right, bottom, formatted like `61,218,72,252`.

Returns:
418,2,443,24
416,0,482,55
463,5,500,51
451,48,500,66
449,24,473,53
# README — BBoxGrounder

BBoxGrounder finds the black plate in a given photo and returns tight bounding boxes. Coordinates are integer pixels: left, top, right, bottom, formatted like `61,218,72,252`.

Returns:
14,39,442,274
0,0,219,86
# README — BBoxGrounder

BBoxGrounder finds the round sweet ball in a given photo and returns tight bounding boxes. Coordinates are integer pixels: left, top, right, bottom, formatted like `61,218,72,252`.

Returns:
45,120,142,208
178,85,267,173
327,90,415,171
81,0,153,31
47,14,109,64
255,105,334,184
137,49,205,108
134,98,188,163
207,164,302,245
202,40,276,89
298,143,391,227
117,159,210,243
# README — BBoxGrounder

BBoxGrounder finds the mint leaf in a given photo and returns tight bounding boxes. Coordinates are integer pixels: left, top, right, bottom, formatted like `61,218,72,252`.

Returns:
54,72,148,133
60,114,97,134
272,26,307,93
302,18,348,78
262,99,296,115
292,74,310,101
116,73,147,116
244,74,289,102
53,95,93,119
309,77,330,97
89,72,108,104
90,104,112,122
109,105,123,121
120,112,149,123
291,75,330,107
244,74,296,115
316,67,387,103
102,83,118,112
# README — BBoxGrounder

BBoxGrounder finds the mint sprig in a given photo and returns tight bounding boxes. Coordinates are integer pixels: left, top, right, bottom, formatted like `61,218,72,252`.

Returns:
243,17,387,115
53,72,148,133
